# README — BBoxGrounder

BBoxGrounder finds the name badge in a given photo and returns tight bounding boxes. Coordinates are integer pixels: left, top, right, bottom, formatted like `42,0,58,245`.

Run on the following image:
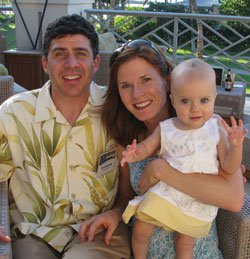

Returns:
97,149,117,177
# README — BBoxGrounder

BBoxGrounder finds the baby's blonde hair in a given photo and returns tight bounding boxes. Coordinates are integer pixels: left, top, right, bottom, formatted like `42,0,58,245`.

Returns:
171,58,216,94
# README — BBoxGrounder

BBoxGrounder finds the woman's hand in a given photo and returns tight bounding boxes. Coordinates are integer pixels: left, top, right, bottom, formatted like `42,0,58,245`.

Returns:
78,209,120,245
138,158,168,194
0,226,11,243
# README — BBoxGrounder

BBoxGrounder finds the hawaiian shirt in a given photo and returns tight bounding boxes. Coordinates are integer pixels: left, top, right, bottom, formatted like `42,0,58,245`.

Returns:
0,81,118,252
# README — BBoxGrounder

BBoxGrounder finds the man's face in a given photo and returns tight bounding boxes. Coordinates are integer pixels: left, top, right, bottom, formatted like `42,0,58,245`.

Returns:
42,34,100,101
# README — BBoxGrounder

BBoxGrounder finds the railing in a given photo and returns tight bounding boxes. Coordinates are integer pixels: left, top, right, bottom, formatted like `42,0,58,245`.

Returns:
85,9,250,86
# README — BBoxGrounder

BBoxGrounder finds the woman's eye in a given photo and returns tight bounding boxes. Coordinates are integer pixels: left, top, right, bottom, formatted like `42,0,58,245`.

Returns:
142,77,151,84
120,84,130,89
201,98,209,104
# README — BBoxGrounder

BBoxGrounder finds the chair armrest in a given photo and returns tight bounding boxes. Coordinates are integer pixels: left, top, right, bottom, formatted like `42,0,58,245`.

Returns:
216,193,250,259
0,181,12,259
0,76,14,105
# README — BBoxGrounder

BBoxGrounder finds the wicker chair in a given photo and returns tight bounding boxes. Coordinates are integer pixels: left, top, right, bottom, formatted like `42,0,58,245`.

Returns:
0,181,11,259
0,76,13,105
0,75,13,259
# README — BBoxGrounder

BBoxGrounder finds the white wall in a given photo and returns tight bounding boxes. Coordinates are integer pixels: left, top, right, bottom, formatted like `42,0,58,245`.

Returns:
12,0,94,50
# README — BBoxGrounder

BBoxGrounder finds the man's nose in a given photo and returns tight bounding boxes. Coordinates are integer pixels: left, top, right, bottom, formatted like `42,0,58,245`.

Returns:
65,54,79,68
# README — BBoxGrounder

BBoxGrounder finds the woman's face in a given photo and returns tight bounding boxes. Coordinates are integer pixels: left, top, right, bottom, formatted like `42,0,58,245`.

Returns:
117,57,169,129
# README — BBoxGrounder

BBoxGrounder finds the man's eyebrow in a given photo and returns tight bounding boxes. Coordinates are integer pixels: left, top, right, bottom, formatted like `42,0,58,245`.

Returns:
51,47,90,52
51,47,66,52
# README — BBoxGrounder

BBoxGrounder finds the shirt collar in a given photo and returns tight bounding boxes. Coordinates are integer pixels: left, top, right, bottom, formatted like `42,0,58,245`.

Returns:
34,81,107,124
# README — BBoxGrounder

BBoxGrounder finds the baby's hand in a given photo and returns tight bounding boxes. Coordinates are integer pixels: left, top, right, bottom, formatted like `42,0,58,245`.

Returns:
121,139,139,167
221,116,248,147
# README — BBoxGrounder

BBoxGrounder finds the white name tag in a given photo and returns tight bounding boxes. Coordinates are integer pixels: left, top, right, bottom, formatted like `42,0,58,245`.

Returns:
97,149,117,177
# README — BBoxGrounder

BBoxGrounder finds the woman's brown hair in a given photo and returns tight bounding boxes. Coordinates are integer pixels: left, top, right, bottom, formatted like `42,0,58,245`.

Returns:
101,43,175,147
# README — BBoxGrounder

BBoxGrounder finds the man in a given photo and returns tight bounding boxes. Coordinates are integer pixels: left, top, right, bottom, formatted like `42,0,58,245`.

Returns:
0,14,130,258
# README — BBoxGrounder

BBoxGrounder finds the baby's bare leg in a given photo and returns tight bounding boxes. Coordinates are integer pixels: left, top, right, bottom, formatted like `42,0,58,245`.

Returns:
132,219,155,259
175,232,194,259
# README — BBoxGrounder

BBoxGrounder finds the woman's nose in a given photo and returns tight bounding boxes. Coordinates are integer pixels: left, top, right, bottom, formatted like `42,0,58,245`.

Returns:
132,85,144,98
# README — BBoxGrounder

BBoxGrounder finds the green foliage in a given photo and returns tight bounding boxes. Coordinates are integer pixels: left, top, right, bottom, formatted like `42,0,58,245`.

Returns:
218,0,250,50
219,0,250,16
145,2,186,13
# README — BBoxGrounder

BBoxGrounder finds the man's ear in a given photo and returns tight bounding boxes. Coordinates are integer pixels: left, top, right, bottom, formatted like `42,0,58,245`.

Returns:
93,54,100,75
41,56,48,74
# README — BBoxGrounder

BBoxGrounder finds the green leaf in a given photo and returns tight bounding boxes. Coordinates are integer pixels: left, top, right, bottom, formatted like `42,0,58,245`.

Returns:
74,117,91,127
8,113,37,163
82,178,105,210
55,154,66,200
23,212,38,223
16,100,35,116
45,152,55,203
42,129,53,157
48,205,68,226
82,172,107,197
53,134,67,157
43,228,62,243
31,126,41,169
85,124,95,162
52,122,61,155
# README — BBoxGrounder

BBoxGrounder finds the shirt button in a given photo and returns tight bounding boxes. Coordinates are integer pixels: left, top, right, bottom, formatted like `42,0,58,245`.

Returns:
68,135,73,141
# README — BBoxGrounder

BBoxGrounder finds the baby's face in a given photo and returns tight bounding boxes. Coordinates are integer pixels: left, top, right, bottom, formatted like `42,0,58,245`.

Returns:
170,75,217,130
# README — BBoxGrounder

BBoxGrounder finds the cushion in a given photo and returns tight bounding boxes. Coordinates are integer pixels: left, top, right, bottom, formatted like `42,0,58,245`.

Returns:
98,32,118,51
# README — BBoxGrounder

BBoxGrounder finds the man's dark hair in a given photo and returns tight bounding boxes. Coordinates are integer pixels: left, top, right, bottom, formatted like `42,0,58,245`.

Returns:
43,14,99,58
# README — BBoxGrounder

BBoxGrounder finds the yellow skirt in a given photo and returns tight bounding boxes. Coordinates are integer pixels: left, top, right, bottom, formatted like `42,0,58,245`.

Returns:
122,192,212,238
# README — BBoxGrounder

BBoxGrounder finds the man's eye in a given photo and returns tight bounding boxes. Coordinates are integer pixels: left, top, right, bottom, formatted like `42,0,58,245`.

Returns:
201,98,209,104
180,99,189,104
77,51,87,57
55,51,65,57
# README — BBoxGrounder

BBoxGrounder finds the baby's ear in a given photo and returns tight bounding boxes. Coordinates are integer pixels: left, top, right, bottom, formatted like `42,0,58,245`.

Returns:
169,93,175,108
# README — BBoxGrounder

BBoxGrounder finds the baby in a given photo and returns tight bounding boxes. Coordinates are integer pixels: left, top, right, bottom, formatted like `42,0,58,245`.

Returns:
121,58,247,259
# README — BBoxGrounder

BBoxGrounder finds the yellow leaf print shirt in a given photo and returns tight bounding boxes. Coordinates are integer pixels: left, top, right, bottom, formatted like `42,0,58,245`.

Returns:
0,81,118,252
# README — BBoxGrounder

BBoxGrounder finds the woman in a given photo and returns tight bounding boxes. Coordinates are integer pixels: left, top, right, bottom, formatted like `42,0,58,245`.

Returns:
100,39,244,258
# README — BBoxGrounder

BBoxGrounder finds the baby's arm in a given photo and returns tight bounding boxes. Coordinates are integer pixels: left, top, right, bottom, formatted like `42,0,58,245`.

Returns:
217,116,248,174
121,125,161,167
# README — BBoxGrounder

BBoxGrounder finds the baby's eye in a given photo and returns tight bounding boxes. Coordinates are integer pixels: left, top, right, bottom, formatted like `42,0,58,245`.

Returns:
200,98,209,104
180,99,190,104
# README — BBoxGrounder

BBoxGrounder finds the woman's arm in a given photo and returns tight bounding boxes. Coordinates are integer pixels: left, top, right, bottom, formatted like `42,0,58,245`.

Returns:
138,158,244,212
